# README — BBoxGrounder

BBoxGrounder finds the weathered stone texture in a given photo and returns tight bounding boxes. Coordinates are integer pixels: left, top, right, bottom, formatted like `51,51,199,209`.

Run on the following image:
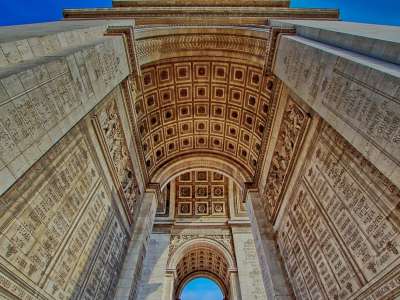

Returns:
277,122,400,300
93,87,140,224
232,228,268,300
0,125,128,300
274,35,400,190
136,233,171,300
0,34,129,195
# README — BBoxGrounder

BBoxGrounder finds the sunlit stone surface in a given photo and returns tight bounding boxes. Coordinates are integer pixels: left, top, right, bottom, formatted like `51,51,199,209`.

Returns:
0,1,399,299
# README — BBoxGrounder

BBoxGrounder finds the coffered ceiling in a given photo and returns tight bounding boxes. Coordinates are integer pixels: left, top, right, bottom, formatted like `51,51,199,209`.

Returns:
132,57,276,180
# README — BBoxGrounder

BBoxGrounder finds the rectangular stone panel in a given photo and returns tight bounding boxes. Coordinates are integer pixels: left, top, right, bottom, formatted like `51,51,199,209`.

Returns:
277,122,400,300
232,228,268,299
0,35,129,195
262,95,310,223
274,35,400,190
0,125,128,300
92,86,140,224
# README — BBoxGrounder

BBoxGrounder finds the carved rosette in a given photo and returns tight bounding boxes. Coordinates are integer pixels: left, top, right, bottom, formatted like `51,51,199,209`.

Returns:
263,97,309,222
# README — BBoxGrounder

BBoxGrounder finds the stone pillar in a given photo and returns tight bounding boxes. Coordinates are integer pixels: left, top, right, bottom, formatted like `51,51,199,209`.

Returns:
246,190,294,299
229,271,242,300
272,20,400,189
0,20,134,195
162,272,175,300
231,225,268,300
114,190,158,300
136,229,172,300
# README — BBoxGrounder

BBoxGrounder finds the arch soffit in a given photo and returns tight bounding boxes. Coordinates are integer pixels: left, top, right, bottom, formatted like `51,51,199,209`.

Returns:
167,237,237,271
151,154,251,190
134,26,271,66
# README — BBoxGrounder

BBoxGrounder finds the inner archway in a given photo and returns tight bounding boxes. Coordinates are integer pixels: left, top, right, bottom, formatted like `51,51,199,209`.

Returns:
180,277,224,300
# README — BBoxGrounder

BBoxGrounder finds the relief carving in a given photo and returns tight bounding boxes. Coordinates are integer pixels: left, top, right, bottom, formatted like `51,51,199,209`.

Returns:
0,126,128,300
136,34,269,61
94,87,140,224
168,233,234,259
263,97,309,222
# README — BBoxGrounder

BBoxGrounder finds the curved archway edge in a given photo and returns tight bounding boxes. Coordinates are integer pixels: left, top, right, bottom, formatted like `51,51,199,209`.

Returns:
151,154,252,190
167,237,237,271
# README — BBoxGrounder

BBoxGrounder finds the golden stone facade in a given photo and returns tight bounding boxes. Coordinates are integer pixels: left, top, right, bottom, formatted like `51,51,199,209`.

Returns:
0,1,399,300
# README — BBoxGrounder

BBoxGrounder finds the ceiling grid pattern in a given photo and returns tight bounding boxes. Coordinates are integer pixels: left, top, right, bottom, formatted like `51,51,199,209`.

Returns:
133,58,275,178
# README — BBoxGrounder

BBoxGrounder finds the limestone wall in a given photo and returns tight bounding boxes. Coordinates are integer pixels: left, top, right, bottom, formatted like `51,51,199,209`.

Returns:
0,70,148,299
276,122,400,299
232,227,268,300
136,233,171,300
0,124,129,300
274,34,400,192
0,21,130,195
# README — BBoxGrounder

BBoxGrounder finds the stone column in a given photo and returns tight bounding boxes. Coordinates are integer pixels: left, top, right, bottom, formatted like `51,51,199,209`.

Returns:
114,190,158,300
272,20,400,189
136,228,172,300
231,225,268,300
246,190,294,300
229,271,242,300
0,20,134,195
162,272,175,300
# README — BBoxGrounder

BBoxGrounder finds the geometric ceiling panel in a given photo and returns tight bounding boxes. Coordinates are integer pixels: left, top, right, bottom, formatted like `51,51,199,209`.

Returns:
133,58,276,179
175,171,229,218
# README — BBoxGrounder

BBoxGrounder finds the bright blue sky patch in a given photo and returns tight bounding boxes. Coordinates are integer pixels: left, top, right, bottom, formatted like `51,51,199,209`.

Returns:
180,277,224,300
0,0,399,26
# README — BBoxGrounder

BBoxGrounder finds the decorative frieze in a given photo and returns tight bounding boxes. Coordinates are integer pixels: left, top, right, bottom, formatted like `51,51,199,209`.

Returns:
92,87,140,224
168,232,234,258
0,126,128,300
136,34,269,62
263,97,309,222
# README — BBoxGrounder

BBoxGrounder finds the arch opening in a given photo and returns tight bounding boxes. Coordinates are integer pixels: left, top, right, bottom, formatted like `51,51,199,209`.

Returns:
168,238,236,299
179,276,225,300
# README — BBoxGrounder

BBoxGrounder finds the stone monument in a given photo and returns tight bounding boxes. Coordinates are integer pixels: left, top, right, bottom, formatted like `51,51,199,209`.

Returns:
0,1,399,299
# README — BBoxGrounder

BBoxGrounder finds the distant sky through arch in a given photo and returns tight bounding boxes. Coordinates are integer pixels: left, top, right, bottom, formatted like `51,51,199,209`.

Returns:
180,277,224,300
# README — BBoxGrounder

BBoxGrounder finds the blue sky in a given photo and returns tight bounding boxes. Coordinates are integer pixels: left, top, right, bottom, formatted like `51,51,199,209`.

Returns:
0,0,399,26
180,278,223,300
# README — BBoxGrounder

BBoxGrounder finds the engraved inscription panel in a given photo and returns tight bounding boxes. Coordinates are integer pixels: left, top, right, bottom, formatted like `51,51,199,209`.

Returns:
277,123,400,300
274,35,400,185
323,69,400,166
0,126,128,300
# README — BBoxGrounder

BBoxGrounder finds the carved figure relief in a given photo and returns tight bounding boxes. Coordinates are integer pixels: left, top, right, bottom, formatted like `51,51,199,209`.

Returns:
264,96,309,222
93,87,140,224
0,126,128,300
